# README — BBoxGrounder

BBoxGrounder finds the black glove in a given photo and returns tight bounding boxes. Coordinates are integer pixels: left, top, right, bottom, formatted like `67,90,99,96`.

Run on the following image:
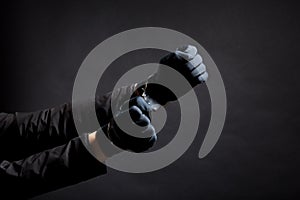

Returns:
94,45,207,154
139,45,208,105
106,96,156,153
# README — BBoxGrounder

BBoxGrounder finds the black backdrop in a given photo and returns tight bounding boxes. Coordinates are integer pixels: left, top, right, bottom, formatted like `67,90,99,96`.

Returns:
0,0,299,199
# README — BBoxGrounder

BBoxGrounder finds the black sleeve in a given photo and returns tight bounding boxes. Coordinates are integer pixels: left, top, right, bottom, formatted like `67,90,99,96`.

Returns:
0,84,137,198
0,93,114,198
0,133,106,199
0,103,80,161
0,90,115,160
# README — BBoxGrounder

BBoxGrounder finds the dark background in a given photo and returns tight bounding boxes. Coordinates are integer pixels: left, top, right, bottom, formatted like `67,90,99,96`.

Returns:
1,0,299,199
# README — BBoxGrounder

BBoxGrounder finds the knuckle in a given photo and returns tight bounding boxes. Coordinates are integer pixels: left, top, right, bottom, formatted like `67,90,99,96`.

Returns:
189,54,203,68
199,63,206,71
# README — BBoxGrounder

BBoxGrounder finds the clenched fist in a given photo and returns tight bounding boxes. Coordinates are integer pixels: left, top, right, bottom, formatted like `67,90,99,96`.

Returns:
143,45,208,105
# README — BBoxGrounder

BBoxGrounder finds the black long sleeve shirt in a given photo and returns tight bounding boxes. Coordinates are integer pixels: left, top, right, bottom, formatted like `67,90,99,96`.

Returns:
0,100,110,198
0,83,139,199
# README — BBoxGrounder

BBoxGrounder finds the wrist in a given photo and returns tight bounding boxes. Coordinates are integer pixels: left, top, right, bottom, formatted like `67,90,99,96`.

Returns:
141,74,177,105
88,131,107,162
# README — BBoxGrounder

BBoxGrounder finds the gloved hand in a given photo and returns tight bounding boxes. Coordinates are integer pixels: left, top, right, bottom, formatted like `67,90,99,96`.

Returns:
140,45,208,105
94,45,207,154
97,93,157,154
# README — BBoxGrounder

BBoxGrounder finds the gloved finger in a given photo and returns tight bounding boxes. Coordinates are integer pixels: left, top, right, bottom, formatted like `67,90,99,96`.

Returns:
187,54,203,70
124,123,157,152
191,63,206,77
197,71,209,83
130,96,151,117
128,105,151,126
128,105,142,121
141,124,156,137
136,113,151,127
175,45,197,61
